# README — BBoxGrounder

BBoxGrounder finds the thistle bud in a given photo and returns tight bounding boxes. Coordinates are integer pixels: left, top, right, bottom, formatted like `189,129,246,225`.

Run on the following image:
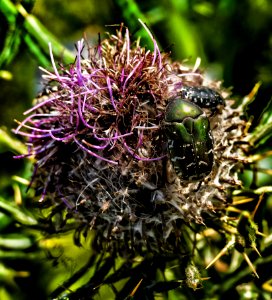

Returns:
15,24,249,254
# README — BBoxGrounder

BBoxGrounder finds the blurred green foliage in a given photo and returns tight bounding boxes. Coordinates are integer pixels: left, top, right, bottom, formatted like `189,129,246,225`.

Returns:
1,0,272,299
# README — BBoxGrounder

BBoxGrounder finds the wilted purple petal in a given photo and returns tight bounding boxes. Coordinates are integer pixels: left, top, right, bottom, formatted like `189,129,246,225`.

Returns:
73,137,118,165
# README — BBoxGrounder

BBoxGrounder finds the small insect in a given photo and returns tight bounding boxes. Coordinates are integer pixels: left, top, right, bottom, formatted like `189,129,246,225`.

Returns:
180,86,225,113
164,86,225,181
164,98,214,181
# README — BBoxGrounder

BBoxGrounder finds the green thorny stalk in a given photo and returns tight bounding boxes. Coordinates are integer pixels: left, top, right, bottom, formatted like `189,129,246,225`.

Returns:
14,22,272,299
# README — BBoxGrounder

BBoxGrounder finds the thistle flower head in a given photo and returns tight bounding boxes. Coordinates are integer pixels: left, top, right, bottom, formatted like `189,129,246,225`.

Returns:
15,23,249,254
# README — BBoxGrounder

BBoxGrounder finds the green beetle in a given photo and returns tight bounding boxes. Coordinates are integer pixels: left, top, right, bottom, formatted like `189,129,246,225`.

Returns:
164,98,214,181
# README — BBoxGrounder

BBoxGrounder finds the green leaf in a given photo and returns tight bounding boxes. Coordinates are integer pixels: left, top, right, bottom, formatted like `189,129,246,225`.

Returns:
0,197,37,226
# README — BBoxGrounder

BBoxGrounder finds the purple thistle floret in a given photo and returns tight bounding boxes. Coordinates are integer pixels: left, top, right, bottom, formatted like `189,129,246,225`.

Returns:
15,25,168,166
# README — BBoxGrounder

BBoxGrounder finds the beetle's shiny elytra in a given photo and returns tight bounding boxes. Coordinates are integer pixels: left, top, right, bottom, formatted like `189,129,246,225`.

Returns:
164,98,214,181
180,86,225,112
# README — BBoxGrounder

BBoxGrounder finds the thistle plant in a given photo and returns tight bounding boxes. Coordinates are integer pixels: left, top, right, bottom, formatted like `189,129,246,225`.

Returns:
14,22,272,299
